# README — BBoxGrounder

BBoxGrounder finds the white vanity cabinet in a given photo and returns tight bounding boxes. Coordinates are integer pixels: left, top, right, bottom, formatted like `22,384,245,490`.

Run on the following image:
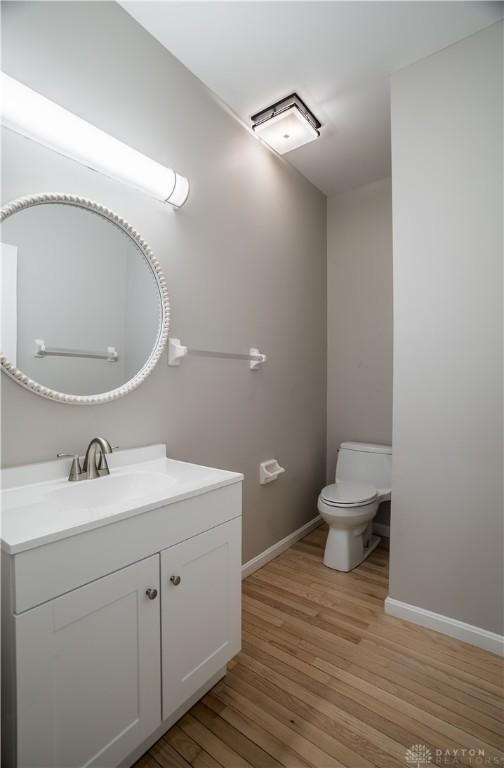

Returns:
1,446,243,768
161,519,241,718
14,555,162,768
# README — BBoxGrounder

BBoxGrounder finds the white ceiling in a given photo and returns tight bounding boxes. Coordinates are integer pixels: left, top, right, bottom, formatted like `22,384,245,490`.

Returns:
121,1,503,197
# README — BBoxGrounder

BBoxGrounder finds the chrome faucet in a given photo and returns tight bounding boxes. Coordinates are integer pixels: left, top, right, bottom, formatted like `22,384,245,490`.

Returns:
83,437,113,479
57,438,114,482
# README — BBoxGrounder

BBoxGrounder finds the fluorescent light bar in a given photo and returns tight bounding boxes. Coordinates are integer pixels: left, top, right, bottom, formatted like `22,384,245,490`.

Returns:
1,73,189,208
252,93,321,155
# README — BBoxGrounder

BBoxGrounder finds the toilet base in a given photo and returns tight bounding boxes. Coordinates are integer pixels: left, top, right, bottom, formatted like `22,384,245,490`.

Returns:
323,526,381,572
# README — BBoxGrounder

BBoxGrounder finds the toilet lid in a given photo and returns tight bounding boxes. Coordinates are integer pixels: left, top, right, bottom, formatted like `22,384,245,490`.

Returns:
320,481,377,507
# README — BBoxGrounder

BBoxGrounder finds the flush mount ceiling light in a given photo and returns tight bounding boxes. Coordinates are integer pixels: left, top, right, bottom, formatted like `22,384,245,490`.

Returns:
251,93,321,155
1,73,189,208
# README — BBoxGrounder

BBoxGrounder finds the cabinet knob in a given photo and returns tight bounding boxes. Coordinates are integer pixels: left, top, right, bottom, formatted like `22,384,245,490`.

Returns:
170,575,181,586
145,587,158,600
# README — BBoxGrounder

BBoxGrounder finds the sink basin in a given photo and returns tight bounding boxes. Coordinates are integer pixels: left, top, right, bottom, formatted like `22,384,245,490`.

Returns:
49,471,176,509
1,444,243,554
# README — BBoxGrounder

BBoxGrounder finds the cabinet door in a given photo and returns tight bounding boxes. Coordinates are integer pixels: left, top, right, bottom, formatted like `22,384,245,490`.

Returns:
15,555,161,768
161,517,241,719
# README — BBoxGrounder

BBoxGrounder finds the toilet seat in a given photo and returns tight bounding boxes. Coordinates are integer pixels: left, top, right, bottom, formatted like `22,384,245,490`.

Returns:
320,481,377,507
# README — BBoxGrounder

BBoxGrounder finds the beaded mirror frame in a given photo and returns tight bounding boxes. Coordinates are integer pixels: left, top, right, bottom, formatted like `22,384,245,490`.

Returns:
0,193,170,404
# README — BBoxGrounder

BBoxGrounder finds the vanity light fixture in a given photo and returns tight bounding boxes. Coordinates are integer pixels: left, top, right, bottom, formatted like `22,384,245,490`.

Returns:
1,73,189,207
251,93,321,154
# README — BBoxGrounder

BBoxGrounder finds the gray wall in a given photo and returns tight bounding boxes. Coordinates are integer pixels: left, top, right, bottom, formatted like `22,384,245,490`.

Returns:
326,178,393,482
0,1,327,564
389,22,503,634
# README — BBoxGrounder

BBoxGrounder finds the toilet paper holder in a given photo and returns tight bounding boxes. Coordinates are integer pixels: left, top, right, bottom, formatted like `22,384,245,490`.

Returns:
259,459,285,485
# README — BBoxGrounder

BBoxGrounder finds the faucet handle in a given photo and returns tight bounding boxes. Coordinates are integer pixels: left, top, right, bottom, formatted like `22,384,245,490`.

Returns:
57,453,83,482
96,447,114,475
96,445,119,475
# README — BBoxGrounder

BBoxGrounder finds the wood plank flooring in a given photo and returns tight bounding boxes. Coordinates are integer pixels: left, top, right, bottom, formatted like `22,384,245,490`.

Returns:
135,525,504,768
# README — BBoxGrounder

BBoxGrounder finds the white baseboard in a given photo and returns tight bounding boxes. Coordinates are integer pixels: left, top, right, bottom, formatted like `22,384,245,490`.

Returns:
242,515,322,579
385,597,504,656
373,522,390,538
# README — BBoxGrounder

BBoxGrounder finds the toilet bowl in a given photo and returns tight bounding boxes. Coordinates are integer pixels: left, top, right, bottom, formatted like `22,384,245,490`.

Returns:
318,442,392,571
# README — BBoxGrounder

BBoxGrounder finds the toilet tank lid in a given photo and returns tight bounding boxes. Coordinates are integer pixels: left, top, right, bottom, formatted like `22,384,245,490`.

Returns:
340,442,392,455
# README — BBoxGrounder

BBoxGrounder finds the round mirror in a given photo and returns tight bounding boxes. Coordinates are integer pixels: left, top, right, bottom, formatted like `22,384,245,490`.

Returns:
0,194,169,404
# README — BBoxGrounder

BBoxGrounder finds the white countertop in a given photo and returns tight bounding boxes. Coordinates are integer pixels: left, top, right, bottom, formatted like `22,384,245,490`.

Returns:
1,444,243,555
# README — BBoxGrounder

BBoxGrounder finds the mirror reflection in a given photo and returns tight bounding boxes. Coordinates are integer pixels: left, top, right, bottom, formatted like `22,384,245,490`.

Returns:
1,202,161,397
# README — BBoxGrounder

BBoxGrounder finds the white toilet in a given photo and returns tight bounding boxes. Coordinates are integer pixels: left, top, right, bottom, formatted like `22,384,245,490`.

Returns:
318,442,392,571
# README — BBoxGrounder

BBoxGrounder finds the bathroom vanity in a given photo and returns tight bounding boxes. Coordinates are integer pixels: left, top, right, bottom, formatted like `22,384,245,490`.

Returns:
1,444,243,768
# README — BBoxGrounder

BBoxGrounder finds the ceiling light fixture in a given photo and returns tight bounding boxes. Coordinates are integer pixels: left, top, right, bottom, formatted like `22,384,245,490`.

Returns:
251,93,321,154
1,73,189,208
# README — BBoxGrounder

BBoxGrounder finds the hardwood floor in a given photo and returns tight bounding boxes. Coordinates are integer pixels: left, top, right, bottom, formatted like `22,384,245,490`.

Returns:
135,525,504,768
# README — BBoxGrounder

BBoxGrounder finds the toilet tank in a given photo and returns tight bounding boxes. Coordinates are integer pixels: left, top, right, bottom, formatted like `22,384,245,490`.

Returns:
335,442,392,493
